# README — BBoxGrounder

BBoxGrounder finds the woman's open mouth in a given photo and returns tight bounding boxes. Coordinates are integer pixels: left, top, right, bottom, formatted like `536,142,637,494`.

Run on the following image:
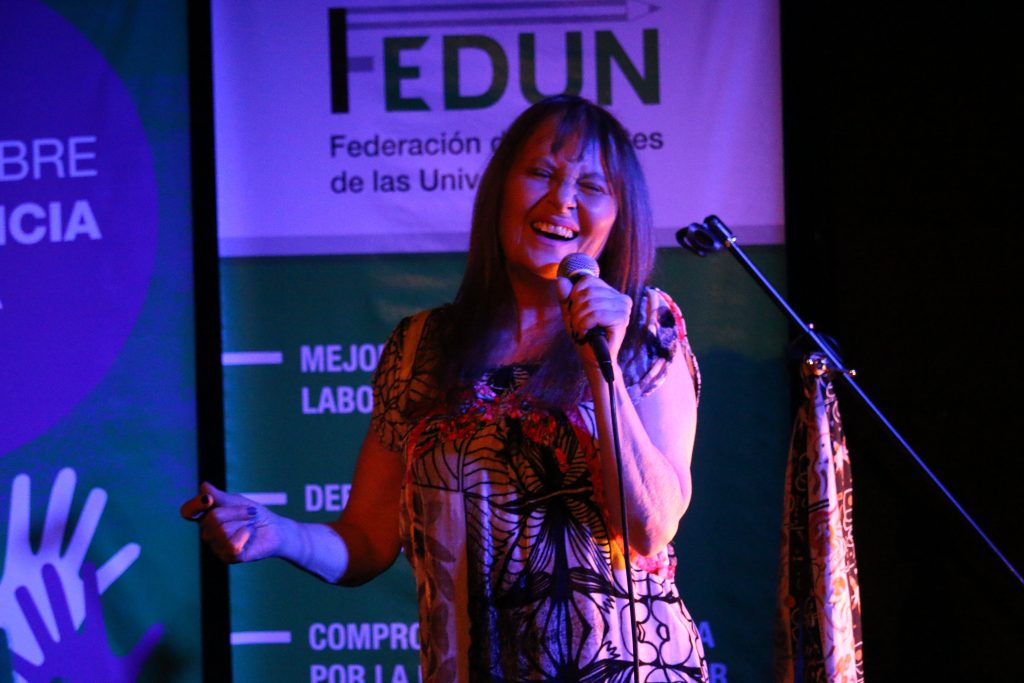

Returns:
530,221,577,241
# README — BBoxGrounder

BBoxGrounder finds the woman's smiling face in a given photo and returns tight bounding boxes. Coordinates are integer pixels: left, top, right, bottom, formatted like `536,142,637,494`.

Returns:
499,118,619,282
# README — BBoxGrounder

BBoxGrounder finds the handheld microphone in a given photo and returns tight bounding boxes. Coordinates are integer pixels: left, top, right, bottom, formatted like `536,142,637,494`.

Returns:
557,253,615,383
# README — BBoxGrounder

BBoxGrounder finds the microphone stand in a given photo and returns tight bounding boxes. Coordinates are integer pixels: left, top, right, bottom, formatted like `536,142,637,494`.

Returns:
677,215,1023,587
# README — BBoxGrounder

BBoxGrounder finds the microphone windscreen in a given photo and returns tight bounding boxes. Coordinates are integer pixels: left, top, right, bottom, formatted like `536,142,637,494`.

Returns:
557,253,600,282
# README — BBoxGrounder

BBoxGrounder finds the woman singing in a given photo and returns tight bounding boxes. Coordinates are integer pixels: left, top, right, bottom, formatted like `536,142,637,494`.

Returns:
183,95,708,682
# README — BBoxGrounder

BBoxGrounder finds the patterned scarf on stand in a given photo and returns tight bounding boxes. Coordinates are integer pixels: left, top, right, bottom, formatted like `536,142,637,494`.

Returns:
775,353,864,683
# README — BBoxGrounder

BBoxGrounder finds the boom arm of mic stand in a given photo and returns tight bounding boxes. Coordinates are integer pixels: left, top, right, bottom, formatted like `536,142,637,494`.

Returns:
690,214,1024,588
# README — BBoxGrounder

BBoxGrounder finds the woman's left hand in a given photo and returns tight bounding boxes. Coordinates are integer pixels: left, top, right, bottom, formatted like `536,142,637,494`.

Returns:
556,274,633,373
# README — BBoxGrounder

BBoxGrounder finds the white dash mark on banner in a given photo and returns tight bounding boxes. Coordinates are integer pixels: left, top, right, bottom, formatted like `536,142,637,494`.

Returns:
231,631,293,646
242,492,288,506
222,351,284,366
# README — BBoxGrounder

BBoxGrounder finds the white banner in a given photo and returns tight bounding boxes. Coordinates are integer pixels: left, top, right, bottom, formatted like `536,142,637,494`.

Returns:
214,0,783,255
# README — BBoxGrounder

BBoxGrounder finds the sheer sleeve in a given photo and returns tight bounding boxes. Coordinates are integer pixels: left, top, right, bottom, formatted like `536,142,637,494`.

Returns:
371,310,435,452
625,287,701,404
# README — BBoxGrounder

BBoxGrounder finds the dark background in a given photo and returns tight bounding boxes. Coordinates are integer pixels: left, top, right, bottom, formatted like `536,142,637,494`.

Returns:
781,4,1022,680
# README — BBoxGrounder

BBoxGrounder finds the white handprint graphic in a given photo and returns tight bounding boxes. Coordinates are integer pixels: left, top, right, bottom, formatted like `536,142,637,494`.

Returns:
0,468,143,678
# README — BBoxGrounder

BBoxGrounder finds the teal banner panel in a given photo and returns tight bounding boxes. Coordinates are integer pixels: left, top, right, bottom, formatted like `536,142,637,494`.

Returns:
220,246,789,681
1,1,201,680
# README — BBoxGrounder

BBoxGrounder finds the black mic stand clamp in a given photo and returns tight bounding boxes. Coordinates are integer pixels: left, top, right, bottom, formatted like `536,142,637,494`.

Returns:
676,215,1023,587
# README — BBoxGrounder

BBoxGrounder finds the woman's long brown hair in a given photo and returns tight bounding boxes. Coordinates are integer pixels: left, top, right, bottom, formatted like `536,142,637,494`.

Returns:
435,95,655,408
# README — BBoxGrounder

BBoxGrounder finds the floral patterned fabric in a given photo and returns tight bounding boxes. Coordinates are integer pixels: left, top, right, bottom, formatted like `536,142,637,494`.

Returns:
775,354,864,683
371,288,708,682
